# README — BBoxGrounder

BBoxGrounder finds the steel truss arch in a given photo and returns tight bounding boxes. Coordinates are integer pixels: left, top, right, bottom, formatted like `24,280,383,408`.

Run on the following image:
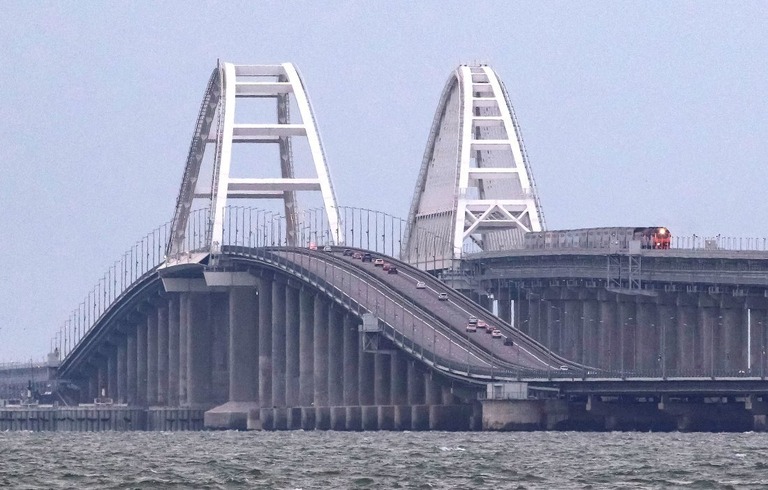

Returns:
167,62,342,259
403,64,545,267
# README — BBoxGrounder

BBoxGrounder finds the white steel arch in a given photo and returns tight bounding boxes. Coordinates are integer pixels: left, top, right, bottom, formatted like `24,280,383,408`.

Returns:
167,62,342,258
403,64,545,267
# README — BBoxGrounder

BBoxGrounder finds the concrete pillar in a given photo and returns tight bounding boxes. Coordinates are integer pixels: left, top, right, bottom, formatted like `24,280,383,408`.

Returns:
598,298,617,370
374,353,391,406
582,299,599,367
498,288,512,325
98,359,107,398
750,309,767,376
618,300,636,374
272,281,287,408
425,373,442,406
229,288,258,402
257,278,273,409
563,299,581,361
407,361,425,405
390,352,407,406
136,319,147,406
314,297,329,408
722,301,745,373
328,306,344,407
146,310,158,405
126,327,137,405
167,295,180,406
658,302,677,376
528,295,542,343
699,305,718,376
677,302,697,374
359,351,375,406
178,293,189,406
210,293,229,404
545,299,561,355
187,293,212,407
299,289,314,406
117,337,127,404
285,286,300,407
107,348,118,399
88,366,99,402
342,313,359,406
157,305,169,405
635,300,658,374
515,294,529,335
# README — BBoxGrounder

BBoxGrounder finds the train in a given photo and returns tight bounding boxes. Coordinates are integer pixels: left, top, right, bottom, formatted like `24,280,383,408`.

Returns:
524,227,672,251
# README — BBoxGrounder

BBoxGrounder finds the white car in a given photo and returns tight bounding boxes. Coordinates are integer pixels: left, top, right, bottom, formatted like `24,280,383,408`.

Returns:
491,329,502,338
466,324,477,333
323,245,332,252
374,258,385,266
416,281,426,289
467,316,478,325
437,292,449,301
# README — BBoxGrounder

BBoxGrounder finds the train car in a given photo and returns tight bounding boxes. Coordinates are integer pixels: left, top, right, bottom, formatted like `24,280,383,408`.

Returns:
524,227,671,251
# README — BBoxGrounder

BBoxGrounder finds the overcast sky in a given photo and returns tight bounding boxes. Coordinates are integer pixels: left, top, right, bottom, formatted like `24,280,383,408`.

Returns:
1,2,767,361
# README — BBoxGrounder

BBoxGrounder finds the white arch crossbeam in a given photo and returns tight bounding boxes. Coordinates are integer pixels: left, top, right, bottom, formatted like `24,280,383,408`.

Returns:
403,64,545,267
167,62,342,258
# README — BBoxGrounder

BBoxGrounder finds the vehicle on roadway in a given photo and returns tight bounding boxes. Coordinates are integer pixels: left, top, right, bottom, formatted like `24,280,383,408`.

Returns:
343,249,353,256
323,245,332,252
466,324,477,333
485,326,494,334
491,329,502,338
503,337,514,346
437,292,448,301
415,281,426,289
362,253,373,262
387,266,398,274
374,258,385,266
352,251,363,259
382,262,391,271
309,242,317,250
467,316,478,325
559,365,569,371
477,320,487,328
524,226,672,250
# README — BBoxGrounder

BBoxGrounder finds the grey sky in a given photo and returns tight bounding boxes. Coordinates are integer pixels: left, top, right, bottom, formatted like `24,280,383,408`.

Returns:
1,2,766,361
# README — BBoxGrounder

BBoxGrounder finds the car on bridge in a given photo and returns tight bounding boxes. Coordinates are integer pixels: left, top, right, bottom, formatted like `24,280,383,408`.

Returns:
437,292,449,301
491,329,502,338
466,323,477,333
374,258,385,266
387,266,398,274
468,316,478,325
309,242,317,250
343,249,353,256
323,245,332,252
415,281,426,289
362,253,372,262
503,337,514,346
352,252,363,259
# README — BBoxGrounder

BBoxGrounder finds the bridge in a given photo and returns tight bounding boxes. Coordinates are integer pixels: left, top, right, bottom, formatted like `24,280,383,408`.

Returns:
7,61,768,432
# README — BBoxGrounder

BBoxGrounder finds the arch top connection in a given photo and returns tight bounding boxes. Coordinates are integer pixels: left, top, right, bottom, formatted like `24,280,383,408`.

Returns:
403,64,545,267
167,62,342,260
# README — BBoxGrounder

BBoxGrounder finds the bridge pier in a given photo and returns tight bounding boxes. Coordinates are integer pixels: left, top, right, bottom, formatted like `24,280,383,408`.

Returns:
167,295,180,406
147,310,158,406
157,303,169,406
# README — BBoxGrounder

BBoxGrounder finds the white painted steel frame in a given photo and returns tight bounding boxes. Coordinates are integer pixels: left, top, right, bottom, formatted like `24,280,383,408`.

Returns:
167,62,342,258
403,64,544,266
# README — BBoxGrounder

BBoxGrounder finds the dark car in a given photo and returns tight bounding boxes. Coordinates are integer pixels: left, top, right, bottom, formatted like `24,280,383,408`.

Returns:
362,253,373,262
503,337,514,346
387,266,398,274
343,249,353,256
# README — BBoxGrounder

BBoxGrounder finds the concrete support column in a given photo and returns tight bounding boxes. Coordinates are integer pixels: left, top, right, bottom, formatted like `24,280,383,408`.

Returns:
210,293,229,404
285,287,300,407
146,310,158,406
178,293,189,406
157,305,169,405
187,293,212,407
136,319,147,406
126,327,137,405
88,366,99,402
107,348,118,399
563,299,581,361
582,299,599,367
314,297,329,408
167,295,180,406
722,303,745,373
515,294,529,335
635,300,658,374
618,300,636,374
598,298,617,370
359,351,375,406
374,353,391,406
258,278,273,409
98,359,107,398
407,361,425,405
342,313,359,406
390,352,408,406
544,299,561,355
677,303,697,374
749,309,767,376
425,373,442,406
229,288,258,402
699,306,718,376
328,306,344,407
299,289,314,406
498,288,512,325
272,281,287,408
117,337,127,404
657,302,677,376
528,295,542,343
